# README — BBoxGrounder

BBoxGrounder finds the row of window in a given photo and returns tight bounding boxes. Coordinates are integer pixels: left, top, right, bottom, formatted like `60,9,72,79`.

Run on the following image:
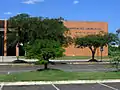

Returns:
75,32,98,34
69,27,103,30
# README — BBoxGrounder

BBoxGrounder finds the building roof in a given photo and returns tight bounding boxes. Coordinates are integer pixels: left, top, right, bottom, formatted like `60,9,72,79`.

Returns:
63,20,108,24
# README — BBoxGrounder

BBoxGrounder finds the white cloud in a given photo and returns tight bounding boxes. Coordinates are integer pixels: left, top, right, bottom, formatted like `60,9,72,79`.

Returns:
16,12,31,15
73,0,79,4
4,12,12,15
22,0,44,4
17,12,22,14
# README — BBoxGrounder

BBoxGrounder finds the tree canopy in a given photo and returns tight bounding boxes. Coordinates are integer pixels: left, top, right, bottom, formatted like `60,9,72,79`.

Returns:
75,33,111,61
7,13,70,69
8,13,70,46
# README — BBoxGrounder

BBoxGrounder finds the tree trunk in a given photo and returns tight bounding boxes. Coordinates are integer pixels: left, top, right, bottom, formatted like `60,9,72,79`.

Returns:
92,51,95,60
44,63,48,69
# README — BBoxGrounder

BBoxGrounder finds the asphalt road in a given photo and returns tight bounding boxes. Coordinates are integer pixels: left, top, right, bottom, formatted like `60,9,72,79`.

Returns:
2,83,120,90
0,64,116,74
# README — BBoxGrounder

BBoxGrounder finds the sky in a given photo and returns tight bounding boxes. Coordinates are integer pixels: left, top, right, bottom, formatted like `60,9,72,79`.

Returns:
0,0,120,33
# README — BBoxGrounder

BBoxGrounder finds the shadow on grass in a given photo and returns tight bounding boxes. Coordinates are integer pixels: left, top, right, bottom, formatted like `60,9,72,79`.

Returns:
36,68,63,72
12,60,28,63
88,59,99,62
34,61,67,65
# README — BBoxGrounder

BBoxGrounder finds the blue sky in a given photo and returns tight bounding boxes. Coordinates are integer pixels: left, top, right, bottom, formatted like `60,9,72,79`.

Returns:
0,0,119,33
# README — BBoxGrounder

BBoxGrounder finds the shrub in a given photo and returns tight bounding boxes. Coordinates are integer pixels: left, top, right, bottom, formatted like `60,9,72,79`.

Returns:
110,56,120,71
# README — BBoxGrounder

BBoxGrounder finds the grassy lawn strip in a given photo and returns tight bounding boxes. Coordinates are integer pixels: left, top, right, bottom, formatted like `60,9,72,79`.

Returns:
0,69,119,82
54,56,110,60
20,56,110,60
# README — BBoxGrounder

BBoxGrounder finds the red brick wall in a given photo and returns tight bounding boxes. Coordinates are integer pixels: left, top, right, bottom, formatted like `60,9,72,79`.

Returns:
63,21,108,56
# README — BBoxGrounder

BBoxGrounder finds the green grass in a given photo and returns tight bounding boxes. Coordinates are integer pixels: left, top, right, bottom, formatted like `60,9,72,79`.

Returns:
54,56,110,60
0,69,119,82
20,56,110,60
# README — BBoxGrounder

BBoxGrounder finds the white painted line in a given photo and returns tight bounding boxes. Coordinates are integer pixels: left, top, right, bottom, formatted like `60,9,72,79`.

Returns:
0,83,4,90
52,84,60,90
99,83,119,90
0,80,120,86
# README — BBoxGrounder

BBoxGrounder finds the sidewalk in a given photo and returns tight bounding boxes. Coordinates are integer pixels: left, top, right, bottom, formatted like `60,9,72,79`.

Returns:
0,56,110,62
0,56,110,65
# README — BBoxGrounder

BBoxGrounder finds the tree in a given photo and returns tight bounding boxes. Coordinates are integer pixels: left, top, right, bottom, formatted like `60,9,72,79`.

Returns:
7,13,32,57
108,33,119,45
116,28,120,46
23,18,70,69
75,33,110,61
8,14,70,46
8,13,71,69
110,55,120,71
25,39,65,69
8,13,32,44
108,32,120,71
108,33,119,56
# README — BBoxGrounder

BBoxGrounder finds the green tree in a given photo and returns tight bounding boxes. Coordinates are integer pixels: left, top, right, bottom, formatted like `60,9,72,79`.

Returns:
25,39,65,69
108,33,119,44
75,33,110,61
108,33,119,56
7,13,31,58
8,13,71,69
108,33,120,71
8,14,70,46
8,13,32,44
110,55,120,71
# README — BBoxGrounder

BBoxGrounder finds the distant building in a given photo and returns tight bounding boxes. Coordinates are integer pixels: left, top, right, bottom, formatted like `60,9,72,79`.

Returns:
0,20,108,56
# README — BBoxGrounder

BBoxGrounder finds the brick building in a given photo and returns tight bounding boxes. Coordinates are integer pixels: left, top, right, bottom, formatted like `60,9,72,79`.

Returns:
0,20,108,56
63,21,108,56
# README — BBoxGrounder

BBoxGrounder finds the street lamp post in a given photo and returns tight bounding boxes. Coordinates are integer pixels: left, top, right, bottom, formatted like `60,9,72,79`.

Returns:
16,43,23,60
1,34,4,62
100,46,104,62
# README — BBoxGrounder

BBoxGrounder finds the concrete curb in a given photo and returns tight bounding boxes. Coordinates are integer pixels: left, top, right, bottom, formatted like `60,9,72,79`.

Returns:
0,57,110,63
0,64,34,66
0,62,110,65
49,60,110,62
0,80,120,86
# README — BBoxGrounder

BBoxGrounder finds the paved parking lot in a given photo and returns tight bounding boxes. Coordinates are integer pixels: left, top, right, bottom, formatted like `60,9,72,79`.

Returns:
0,63,116,74
2,82,120,90
0,64,119,90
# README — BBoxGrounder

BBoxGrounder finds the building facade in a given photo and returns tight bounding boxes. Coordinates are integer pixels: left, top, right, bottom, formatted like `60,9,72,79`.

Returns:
0,20,108,56
63,21,108,56
0,20,7,56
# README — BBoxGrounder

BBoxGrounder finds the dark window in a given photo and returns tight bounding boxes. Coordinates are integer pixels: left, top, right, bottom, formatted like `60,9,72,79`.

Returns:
0,20,4,28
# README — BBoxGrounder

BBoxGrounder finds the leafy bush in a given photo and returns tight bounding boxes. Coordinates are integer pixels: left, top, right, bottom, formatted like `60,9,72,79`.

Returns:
110,55,120,71
25,39,65,69
38,60,48,65
108,45,120,56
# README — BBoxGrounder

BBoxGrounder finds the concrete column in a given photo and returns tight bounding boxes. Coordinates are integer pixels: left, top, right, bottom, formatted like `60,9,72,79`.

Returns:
4,20,7,56
16,43,19,56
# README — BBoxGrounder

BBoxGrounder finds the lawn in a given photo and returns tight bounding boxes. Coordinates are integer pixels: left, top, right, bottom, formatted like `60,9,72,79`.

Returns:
0,69,119,82
20,56,110,60
54,56,110,60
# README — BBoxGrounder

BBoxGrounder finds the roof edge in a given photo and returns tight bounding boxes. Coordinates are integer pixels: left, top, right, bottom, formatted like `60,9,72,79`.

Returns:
63,20,108,23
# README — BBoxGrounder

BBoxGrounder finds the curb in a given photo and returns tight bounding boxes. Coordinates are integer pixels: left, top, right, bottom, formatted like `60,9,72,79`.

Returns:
49,60,110,62
0,80,120,86
0,64,34,66
0,62,110,65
